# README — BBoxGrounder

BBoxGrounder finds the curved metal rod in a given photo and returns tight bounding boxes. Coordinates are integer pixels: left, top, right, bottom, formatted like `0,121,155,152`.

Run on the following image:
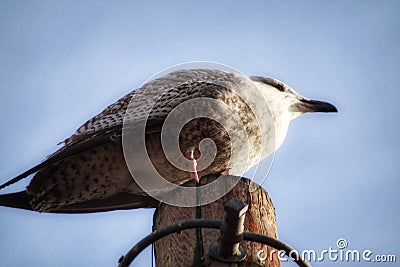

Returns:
118,219,311,267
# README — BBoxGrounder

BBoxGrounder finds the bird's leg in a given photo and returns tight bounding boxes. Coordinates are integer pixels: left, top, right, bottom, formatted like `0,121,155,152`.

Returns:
220,168,231,175
185,147,199,183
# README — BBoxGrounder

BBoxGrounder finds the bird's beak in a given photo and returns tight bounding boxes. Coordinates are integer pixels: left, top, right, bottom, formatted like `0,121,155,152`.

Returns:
290,99,338,113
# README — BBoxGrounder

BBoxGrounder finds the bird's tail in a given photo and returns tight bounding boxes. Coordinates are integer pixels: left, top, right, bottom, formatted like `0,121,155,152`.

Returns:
0,191,159,213
0,191,34,211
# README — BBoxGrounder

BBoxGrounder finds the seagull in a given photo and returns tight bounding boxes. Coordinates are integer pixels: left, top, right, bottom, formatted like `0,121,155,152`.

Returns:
0,69,337,213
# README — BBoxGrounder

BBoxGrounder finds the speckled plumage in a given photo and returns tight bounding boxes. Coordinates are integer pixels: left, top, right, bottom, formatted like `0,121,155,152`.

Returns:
0,69,337,213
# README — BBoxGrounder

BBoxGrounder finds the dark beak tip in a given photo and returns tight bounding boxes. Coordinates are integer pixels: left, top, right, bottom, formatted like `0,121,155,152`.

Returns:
327,103,338,113
301,99,338,113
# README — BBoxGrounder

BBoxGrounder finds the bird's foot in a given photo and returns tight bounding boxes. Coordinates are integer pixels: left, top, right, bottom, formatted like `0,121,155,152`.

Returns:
186,148,199,183
220,168,231,175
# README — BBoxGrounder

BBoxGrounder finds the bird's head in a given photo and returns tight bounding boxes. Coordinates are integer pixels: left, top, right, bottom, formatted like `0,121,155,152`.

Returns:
249,76,337,149
250,76,338,121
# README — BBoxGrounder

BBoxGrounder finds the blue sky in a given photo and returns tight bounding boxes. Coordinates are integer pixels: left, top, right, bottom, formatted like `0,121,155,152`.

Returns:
0,1,399,266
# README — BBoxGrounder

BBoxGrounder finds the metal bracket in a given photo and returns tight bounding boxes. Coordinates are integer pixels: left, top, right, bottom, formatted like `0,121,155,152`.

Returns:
208,198,248,263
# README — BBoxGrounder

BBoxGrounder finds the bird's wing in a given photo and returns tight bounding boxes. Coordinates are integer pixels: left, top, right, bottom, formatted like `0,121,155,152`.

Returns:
0,69,240,190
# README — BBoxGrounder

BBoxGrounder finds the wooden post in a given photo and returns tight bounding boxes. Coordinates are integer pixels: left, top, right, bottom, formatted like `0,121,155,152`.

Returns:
153,174,281,266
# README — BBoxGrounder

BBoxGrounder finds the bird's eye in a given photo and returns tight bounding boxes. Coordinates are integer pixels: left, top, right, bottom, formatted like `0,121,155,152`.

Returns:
275,83,285,92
